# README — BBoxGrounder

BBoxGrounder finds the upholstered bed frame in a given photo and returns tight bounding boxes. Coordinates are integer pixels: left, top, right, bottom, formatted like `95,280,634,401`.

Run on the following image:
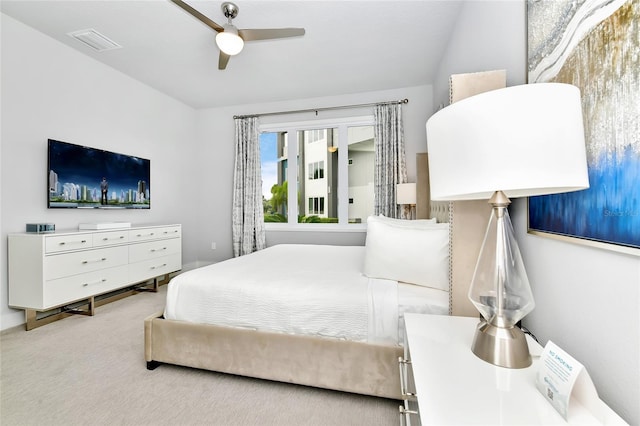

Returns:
143,173,485,400
144,70,503,400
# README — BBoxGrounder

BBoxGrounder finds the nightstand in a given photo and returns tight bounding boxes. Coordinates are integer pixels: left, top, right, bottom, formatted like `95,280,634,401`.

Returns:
400,313,626,425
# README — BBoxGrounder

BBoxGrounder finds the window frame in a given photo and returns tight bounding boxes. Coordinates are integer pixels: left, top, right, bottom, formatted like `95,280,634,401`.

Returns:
308,160,324,180
260,115,373,232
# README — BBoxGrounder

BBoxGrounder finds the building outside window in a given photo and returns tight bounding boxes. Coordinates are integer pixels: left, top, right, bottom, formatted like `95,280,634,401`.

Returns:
260,116,374,227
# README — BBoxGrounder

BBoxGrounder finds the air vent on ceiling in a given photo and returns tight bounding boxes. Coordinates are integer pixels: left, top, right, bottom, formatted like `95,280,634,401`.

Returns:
67,29,122,52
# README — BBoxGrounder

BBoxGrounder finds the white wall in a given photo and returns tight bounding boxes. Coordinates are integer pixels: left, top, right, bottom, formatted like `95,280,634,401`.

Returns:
433,1,639,424
194,85,433,264
0,14,199,329
433,0,526,111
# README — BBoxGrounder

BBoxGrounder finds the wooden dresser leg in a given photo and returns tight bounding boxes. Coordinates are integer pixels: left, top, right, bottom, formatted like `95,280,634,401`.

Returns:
25,309,37,331
88,296,95,316
24,308,74,330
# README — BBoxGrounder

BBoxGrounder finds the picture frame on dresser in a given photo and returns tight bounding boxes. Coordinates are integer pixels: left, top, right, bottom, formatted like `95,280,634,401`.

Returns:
526,0,640,256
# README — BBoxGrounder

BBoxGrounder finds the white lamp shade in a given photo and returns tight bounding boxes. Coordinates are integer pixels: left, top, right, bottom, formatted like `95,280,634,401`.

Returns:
426,83,589,201
216,25,244,56
396,183,417,205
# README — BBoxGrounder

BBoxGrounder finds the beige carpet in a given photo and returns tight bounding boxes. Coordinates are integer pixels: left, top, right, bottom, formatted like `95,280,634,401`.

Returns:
0,285,399,426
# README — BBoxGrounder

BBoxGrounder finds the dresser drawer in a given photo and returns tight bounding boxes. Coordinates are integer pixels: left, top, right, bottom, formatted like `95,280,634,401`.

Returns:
129,238,181,263
45,234,92,254
45,246,129,280
129,228,159,243
129,254,181,284
128,225,180,243
156,226,181,239
43,265,129,309
92,230,129,247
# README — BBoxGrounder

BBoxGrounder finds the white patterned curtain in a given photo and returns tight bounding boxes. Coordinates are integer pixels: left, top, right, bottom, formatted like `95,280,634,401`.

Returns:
232,117,266,257
374,103,409,219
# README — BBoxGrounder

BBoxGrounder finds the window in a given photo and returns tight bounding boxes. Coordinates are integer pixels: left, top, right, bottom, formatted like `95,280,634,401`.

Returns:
307,129,324,144
308,161,324,180
260,132,288,223
308,197,325,215
260,116,374,227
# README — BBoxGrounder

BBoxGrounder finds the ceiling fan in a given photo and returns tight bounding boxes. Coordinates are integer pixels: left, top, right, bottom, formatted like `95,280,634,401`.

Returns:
171,0,306,70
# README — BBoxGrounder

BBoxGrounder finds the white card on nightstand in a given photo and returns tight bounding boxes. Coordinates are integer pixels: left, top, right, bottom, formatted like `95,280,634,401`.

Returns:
536,341,584,419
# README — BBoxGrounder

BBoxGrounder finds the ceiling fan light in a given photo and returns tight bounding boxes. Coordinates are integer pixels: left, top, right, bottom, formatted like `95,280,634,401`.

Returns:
216,25,244,56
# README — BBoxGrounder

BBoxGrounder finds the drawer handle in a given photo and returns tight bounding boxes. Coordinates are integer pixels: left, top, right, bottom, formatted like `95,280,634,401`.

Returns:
136,232,155,237
150,247,167,253
82,257,107,264
163,230,179,234
102,236,125,241
398,357,417,398
150,263,167,270
59,239,88,246
82,279,107,287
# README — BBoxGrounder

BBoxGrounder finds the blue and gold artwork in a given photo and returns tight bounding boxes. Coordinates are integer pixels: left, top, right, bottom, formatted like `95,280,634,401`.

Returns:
527,0,639,252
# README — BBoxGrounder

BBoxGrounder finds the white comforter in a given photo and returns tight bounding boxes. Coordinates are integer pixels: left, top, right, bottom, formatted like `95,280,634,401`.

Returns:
164,244,448,344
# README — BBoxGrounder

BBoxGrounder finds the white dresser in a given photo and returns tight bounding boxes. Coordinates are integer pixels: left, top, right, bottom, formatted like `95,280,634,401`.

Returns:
8,224,181,329
400,313,626,425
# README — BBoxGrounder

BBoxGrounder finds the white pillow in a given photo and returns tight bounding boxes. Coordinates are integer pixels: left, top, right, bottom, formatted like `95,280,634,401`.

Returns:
369,214,437,228
363,218,450,291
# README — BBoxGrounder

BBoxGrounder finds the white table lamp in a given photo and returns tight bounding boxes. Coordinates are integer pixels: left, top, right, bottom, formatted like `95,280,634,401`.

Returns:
426,83,589,368
397,183,417,219
396,183,417,205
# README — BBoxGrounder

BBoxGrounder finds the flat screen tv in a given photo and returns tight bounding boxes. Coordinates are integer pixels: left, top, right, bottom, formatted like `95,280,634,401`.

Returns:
48,139,150,209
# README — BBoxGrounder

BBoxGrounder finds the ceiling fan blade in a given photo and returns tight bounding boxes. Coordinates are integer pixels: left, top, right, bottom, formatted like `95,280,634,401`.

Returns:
218,51,231,70
171,0,224,33
238,28,305,42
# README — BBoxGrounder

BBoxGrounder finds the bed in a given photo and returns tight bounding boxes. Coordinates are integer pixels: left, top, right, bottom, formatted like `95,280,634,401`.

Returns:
144,207,484,400
145,148,490,401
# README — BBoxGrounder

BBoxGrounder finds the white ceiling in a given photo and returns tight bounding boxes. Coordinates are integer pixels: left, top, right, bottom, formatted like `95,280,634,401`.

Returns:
1,0,464,109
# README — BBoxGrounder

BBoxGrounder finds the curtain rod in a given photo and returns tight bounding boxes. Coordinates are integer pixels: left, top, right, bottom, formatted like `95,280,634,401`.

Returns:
233,98,409,120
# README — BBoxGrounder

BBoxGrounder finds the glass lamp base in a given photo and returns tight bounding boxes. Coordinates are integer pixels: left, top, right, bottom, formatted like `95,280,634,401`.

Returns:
471,320,532,369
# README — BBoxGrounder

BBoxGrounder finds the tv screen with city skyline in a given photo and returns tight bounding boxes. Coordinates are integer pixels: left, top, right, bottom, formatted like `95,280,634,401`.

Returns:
48,139,150,209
